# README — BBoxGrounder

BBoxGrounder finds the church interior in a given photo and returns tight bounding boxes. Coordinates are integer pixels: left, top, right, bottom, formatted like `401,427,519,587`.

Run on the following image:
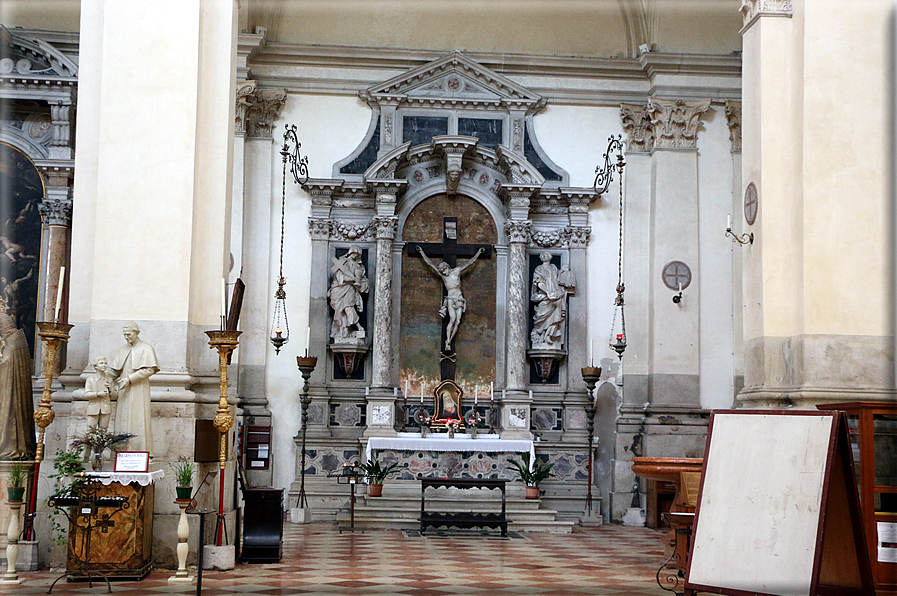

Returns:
0,0,895,593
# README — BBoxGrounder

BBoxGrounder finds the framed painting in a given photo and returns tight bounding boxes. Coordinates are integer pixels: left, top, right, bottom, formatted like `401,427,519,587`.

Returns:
434,379,463,423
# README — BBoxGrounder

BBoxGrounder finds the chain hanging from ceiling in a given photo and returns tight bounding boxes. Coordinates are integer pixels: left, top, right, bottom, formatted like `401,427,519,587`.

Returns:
594,135,627,359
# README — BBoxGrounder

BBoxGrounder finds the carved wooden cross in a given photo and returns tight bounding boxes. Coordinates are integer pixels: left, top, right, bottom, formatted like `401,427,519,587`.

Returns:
405,217,492,380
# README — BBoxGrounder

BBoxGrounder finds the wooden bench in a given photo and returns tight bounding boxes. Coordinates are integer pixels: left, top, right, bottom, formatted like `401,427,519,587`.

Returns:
420,478,507,536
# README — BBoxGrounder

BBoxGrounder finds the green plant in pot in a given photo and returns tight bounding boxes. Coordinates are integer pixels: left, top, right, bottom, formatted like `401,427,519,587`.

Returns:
171,456,195,501
507,452,554,499
7,461,28,502
358,459,400,497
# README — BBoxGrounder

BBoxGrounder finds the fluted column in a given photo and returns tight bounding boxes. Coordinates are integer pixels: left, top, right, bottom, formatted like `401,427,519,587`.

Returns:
371,214,398,388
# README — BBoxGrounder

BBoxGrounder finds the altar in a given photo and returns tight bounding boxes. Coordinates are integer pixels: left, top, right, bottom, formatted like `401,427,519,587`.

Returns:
365,433,535,469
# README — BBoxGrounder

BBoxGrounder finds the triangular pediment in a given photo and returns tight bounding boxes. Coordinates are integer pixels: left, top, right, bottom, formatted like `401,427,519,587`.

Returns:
360,51,544,112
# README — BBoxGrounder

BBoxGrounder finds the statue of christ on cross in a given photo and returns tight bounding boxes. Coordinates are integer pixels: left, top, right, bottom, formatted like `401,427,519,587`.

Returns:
416,244,484,352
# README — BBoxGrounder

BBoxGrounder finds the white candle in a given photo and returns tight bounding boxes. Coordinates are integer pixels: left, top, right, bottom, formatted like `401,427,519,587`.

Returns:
405,379,409,398
490,382,494,404
221,278,227,318
54,266,65,322
727,213,732,230
305,326,310,355
420,382,424,404
589,339,593,366
678,282,682,293
475,385,478,405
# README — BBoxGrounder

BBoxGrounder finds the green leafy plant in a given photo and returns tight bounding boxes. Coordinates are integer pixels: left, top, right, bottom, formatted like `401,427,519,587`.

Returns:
358,459,400,484
48,446,86,545
170,456,195,487
507,452,554,487
7,461,28,488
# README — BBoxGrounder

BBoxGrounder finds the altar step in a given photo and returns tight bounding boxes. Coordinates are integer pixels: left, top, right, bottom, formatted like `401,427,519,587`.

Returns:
336,493,574,533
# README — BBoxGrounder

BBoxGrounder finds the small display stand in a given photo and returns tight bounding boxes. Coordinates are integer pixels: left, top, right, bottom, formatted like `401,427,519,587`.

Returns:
328,464,371,533
59,470,164,583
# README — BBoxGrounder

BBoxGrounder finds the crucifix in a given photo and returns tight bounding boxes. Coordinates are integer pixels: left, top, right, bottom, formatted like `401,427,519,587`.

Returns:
405,217,492,380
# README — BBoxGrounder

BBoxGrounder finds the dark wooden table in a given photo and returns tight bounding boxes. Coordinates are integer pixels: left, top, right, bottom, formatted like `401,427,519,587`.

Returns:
420,478,507,536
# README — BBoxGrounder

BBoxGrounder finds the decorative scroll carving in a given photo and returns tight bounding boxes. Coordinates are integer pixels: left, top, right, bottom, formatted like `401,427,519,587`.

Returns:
504,220,532,244
725,101,742,152
620,103,653,152
38,199,73,227
740,0,793,27
565,226,591,248
246,89,287,138
235,81,256,134
308,218,332,240
372,216,398,240
647,98,710,150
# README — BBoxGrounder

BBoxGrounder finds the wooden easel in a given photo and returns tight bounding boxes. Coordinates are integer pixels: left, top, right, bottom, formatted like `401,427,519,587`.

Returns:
684,410,873,596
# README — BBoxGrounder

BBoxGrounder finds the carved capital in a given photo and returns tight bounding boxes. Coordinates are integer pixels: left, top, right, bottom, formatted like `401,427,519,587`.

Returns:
505,220,532,244
308,218,333,240
740,0,792,28
246,89,287,138
235,81,256,134
647,98,710,149
372,216,398,240
620,103,653,152
565,226,591,248
38,198,73,227
725,100,742,152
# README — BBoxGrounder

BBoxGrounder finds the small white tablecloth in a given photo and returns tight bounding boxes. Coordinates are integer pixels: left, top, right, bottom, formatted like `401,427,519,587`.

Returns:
366,436,535,468
85,470,165,486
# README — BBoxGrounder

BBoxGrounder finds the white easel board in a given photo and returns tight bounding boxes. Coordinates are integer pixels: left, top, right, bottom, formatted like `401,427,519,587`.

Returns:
685,411,872,596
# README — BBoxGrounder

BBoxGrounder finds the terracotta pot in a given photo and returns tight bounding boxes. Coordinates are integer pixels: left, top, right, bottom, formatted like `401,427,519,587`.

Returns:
525,485,539,499
368,483,383,497
7,486,25,502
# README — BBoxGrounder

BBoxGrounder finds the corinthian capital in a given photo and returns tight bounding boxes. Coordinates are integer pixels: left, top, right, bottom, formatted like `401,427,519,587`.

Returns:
308,218,332,240
372,217,398,240
235,81,257,134
647,98,710,150
620,104,653,152
740,0,792,28
504,220,532,244
38,198,73,227
565,226,591,248
725,101,742,152
246,89,288,138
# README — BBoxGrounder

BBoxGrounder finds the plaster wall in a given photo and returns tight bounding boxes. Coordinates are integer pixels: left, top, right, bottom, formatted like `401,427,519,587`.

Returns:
0,0,80,32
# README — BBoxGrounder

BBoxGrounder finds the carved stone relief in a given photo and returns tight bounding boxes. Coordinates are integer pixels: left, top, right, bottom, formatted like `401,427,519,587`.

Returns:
38,199,73,227
235,81,256,134
620,103,654,152
725,101,742,152
647,98,710,150
246,89,287,138
740,0,793,27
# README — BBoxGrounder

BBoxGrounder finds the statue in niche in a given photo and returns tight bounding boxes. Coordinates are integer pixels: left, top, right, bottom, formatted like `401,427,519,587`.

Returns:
0,313,35,460
416,245,485,352
328,246,370,342
85,356,117,430
111,322,159,453
530,252,576,349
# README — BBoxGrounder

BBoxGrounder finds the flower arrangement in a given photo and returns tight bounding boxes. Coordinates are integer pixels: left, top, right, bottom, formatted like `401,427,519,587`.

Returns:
70,426,135,455
445,418,462,431
415,408,433,429
466,410,483,428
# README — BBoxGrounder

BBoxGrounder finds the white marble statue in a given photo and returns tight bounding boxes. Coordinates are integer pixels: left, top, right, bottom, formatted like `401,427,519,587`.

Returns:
417,245,484,352
111,322,159,453
530,252,576,349
328,246,370,342
85,356,117,430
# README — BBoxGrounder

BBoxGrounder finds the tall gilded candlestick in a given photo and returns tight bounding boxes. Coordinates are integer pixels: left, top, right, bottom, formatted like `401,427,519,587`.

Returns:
295,355,317,516
581,366,602,517
205,329,241,546
24,321,73,541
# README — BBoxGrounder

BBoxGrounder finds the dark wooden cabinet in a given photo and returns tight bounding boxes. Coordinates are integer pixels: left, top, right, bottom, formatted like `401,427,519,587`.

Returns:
240,488,283,563
420,478,506,536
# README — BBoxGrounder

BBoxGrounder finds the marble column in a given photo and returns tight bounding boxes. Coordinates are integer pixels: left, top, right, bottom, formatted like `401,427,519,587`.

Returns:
37,189,73,323
370,214,398,389
502,217,533,440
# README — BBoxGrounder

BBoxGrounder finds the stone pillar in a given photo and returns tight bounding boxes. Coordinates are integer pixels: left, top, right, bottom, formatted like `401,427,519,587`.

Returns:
725,101,744,397
37,176,73,323
502,217,533,440
370,214,398,389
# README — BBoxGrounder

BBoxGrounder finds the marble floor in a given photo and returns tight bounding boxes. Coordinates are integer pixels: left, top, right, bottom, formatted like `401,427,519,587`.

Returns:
0,522,675,595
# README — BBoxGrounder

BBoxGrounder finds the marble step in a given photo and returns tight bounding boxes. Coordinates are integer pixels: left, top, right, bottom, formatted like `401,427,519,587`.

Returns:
336,512,575,533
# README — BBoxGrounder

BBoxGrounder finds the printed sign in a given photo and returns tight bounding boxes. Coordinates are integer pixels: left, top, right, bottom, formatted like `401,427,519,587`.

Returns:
114,451,150,473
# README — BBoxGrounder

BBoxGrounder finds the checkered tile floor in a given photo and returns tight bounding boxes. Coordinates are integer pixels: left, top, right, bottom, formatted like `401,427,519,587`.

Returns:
0,522,672,594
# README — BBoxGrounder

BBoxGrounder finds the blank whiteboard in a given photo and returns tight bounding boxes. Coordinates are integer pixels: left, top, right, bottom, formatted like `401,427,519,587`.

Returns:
688,413,835,596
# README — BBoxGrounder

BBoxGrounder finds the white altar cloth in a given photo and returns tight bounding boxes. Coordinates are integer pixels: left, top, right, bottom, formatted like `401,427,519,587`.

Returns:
366,436,535,468
86,470,165,486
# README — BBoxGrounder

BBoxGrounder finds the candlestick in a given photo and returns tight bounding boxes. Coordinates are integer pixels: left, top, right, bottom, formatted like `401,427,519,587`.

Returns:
305,326,310,356
420,382,424,403
54,266,65,322
475,385,478,405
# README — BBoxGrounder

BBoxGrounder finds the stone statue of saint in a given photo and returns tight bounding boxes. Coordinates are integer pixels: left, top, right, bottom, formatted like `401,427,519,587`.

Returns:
111,322,159,453
328,246,370,342
0,313,35,460
530,252,576,349
417,245,484,352
85,356,117,430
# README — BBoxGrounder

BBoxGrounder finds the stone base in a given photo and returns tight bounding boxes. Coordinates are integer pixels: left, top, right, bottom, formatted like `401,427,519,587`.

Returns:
289,507,312,524
622,507,646,527
167,574,194,584
579,510,603,527
0,577,24,585
202,545,234,571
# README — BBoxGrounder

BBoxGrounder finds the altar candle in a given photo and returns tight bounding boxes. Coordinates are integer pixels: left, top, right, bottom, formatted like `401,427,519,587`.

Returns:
420,382,424,403
54,266,65,322
475,385,478,405
305,326,310,356
221,278,227,329
490,382,494,404
405,379,409,398
727,213,732,230
589,339,593,366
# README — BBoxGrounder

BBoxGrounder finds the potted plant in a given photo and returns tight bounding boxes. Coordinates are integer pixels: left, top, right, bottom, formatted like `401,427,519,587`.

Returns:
507,452,555,499
7,461,27,502
171,456,195,500
358,458,400,497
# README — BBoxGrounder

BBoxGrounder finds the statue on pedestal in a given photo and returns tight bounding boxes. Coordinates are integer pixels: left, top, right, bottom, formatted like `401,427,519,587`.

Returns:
85,356,117,430
0,313,35,460
328,246,370,342
530,252,576,349
111,322,159,454
417,245,484,352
